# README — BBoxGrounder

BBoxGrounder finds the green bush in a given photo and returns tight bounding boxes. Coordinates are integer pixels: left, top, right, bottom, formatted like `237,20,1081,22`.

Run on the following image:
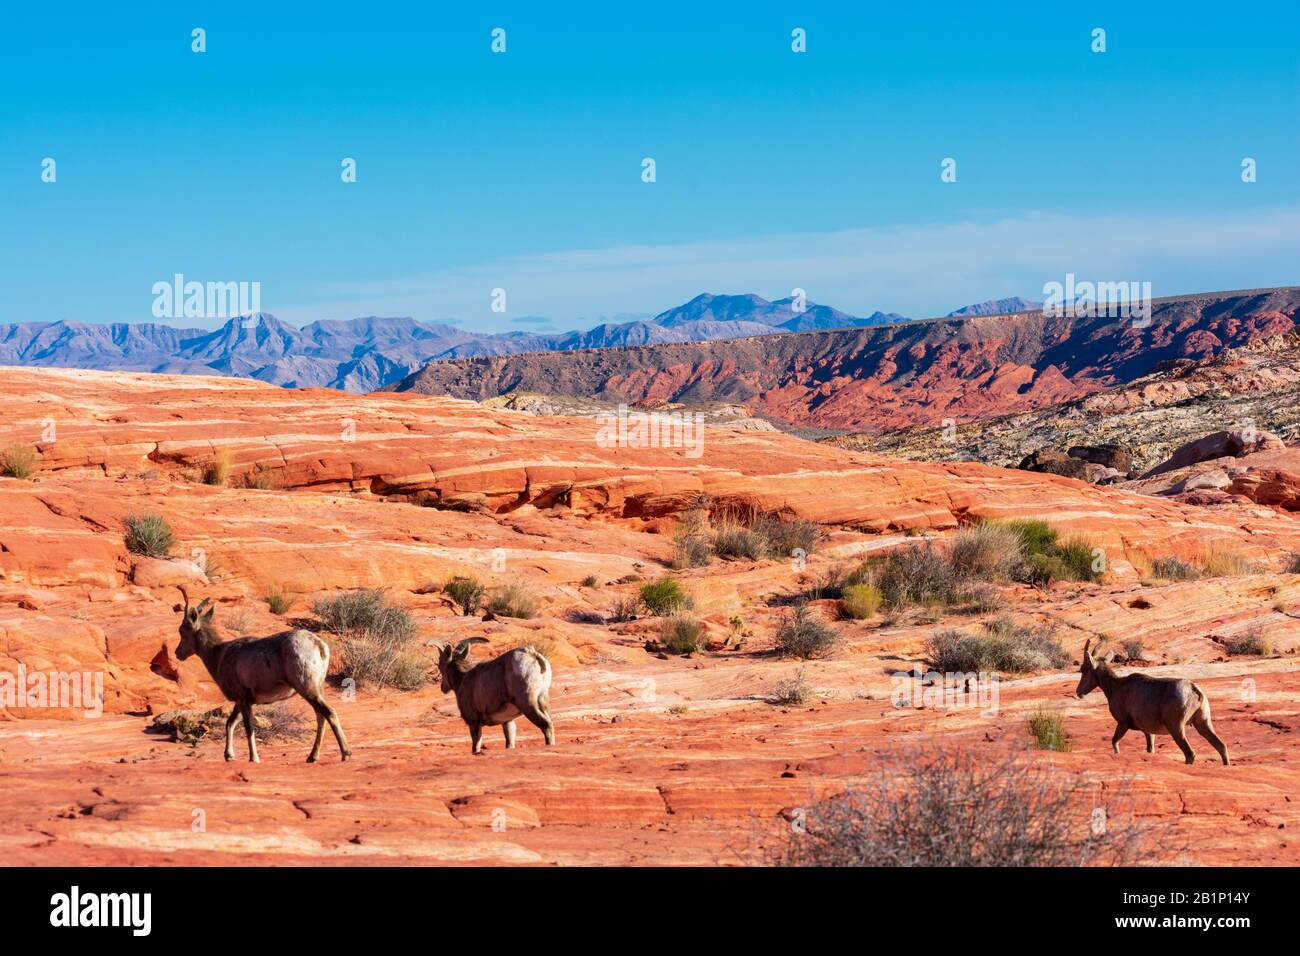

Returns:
659,614,706,654
1002,519,1059,558
124,512,174,558
265,583,292,615
1028,708,1070,752
640,576,691,615
443,575,486,616
1055,536,1102,582
775,603,839,659
840,583,882,620
925,616,1068,674
1023,552,1072,586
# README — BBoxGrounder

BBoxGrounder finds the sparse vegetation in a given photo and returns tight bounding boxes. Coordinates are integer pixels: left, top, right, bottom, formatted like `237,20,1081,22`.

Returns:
949,522,1023,581
265,583,292,615
313,589,423,690
1224,627,1273,656
255,702,310,741
659,614,706,654
247,467,276,490
609,596,639,623
1202,546,1256,578
775,602,839,660
1151,556,1200,582
770,667,811,706
581,574,600,588
1121,638,1145,661
487,582,539,619
639,576,691,616
925,616,1068,674
877,542,963,608
671,501,714,568
0,443,38,479
1028,708,1069,751
712,519,767,560
222,606,253,635
202,448,232,486
123,512,174,558
839,583,882,620
443,575,486,616
753,514,821,558
775,747,1156,866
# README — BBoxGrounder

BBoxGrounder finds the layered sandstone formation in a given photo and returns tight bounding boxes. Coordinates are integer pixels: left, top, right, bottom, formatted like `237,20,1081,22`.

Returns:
2,367,1299,865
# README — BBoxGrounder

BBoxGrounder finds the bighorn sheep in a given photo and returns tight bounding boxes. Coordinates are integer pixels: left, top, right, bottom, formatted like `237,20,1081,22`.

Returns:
1076,638,1229,765
436,638,555,754
174,586,350,763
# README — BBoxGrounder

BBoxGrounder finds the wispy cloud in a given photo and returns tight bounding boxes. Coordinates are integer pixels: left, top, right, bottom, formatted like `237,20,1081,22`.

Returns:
274,207,1300,330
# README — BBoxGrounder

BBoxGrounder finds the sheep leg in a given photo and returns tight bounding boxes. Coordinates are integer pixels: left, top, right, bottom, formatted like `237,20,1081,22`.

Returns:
224,706,241,762
1144,733,1155,754
502,720,517,749
469,722,484,755
1168,722,1195,765
307,709,326,763
520,696,555,746
324,705,350,761
241,700,259,763
1110,720,1129,755
1191,711,1230,766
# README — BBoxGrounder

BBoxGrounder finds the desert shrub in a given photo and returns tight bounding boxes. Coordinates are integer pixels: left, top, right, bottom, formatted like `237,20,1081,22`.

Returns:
1224,627,1272,656
313,589,423,690
1022,552,1072,587
1002,519,1060,558
1151,556,1200,581
639,576,691,616
1202,546,1255,578
840,583,882,620
712,519,768,560
202,448,232,486
247,467,275,490
925,616,1068,674
950,522,1024,581
223,606,253,634
123,512,174,558
1121,638,1145,661
1055,536,1102,582
958,582,1004,614
265,583,292,615
770,667,811,706
487,582,538,619
754,515,822,557
670,502,713,569
776,747,1155,866
1028,708,1069,751
659,614,706,654
581,574,600,588
877,542,962,608
609,596,639,623
775,602,839,659
254,703,310,741
443,575,486,616
0,444,38,479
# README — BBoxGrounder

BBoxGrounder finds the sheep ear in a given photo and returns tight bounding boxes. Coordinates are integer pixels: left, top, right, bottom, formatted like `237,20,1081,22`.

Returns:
201,605,215,622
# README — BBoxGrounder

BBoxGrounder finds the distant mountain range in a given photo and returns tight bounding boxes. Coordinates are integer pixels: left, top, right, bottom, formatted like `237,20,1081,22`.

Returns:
391,288,1300,433
0,292,1042,392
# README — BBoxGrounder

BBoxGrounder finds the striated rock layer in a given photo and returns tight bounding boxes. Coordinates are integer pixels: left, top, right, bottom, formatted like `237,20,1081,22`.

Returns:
1,367,1299,865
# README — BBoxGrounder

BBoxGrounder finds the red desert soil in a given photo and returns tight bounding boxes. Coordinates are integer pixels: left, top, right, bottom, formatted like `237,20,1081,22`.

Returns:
2,367,1299,865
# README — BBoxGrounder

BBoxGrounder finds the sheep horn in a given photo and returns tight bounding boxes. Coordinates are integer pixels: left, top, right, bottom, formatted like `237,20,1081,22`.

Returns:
177,585,191,614
1083,638,1092,658
454,637,489,656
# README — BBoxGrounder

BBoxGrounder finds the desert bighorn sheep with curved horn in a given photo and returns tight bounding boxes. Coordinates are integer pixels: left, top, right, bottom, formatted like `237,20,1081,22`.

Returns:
1076,638,1229,765
436,638,555,754
174,585,351,763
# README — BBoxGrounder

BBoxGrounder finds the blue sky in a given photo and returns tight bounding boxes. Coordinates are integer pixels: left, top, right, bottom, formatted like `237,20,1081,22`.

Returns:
1,1,1297,331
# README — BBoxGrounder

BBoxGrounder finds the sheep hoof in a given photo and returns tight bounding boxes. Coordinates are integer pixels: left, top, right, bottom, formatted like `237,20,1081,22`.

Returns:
341,751,351,762
224,753,234,762
306,755,318,763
